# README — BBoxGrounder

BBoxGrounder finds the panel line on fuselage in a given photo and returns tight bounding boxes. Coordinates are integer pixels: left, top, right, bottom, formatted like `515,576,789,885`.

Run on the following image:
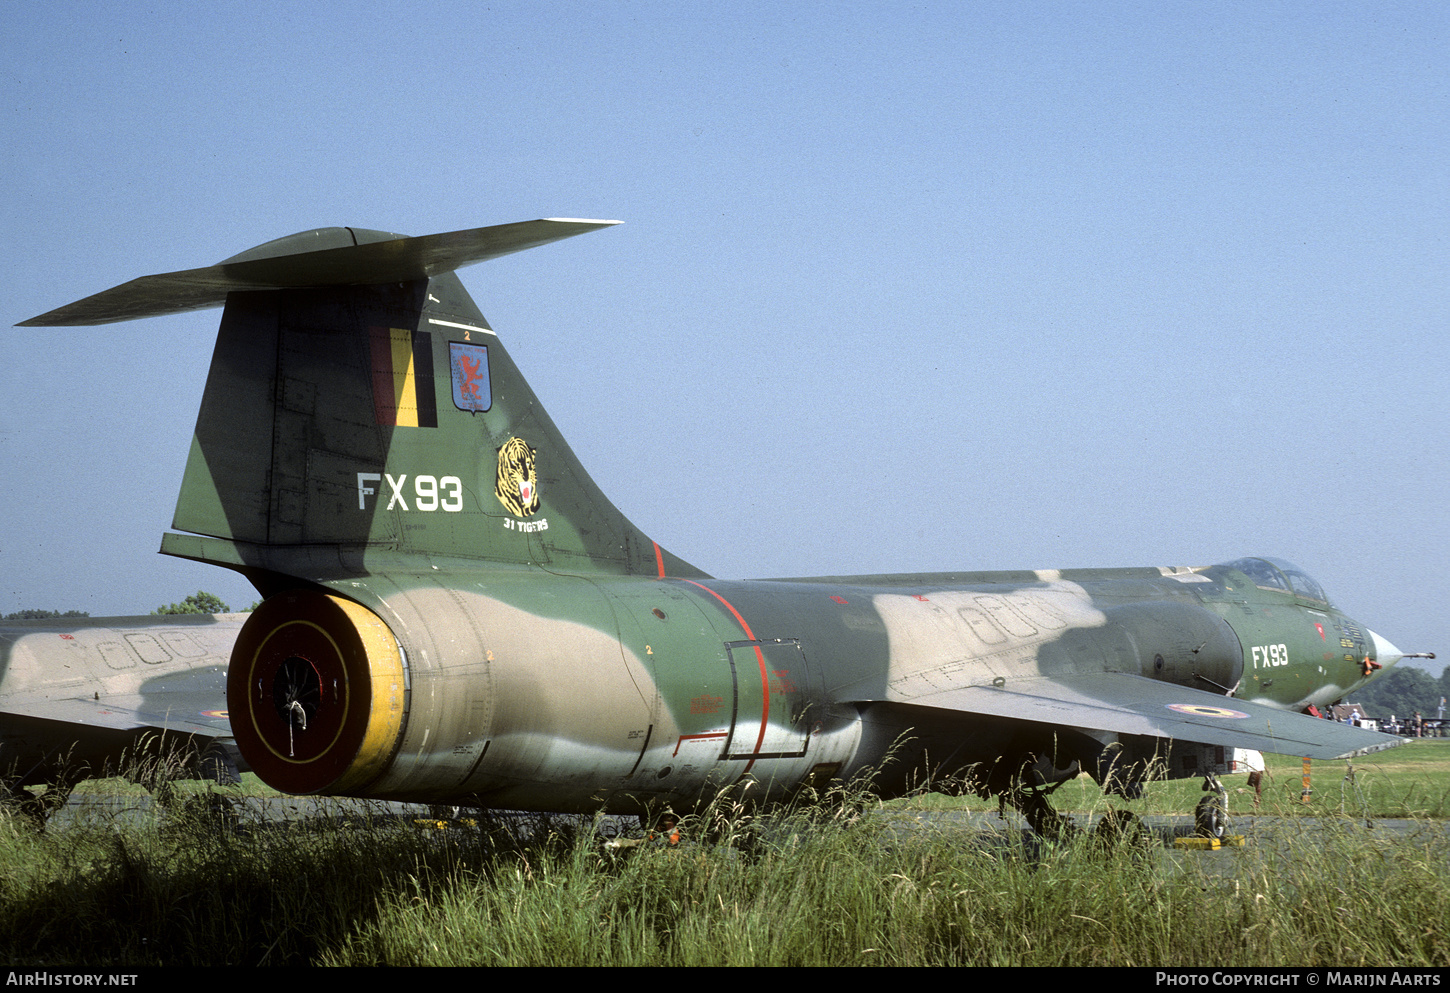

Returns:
679,579,772,775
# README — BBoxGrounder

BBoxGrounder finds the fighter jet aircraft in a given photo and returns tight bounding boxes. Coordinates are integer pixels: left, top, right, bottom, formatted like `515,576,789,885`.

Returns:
18,219,1413,834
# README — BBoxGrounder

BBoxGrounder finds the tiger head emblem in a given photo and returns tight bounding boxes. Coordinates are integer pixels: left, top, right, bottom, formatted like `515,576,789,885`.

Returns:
495,437,540,517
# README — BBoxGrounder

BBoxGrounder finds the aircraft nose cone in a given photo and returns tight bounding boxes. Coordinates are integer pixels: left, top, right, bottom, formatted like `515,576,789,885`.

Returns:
1368,629,1404,669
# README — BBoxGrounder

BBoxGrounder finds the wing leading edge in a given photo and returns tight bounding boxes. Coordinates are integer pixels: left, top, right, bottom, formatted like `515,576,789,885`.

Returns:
890,672,1401,760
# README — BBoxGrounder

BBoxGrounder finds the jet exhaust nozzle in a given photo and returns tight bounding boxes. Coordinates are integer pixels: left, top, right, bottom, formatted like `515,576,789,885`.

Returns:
227,590,406,795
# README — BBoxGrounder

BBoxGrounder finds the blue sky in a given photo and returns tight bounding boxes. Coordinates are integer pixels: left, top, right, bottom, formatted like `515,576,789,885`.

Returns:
2,2,1446,674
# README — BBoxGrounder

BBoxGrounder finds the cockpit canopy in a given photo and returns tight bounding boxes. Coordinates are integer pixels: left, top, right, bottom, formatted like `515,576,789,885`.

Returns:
1221,557,1330,606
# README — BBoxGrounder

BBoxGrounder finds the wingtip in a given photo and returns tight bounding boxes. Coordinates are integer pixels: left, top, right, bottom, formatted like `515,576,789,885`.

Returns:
1335,736,1407,759
542,217,623,226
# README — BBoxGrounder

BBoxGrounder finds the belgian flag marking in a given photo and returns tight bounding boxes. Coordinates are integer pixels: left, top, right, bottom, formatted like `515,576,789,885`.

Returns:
369,327,438,427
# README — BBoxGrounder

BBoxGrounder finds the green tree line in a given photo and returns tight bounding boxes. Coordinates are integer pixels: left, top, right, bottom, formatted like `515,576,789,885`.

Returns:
1353,665,1449,720
4,590,255,620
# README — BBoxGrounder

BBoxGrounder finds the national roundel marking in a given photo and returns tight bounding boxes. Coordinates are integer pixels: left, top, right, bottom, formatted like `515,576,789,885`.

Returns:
1166,703,1250,719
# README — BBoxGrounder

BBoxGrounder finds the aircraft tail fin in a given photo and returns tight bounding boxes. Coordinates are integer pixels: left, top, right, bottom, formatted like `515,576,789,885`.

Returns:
22,220,706,589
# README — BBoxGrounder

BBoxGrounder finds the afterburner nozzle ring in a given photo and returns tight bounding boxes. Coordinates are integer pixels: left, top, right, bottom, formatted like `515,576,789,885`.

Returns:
228,591,405,795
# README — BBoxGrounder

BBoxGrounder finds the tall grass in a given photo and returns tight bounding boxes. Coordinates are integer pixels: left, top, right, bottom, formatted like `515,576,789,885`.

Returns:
328,794,1449,967
1,776,1446,966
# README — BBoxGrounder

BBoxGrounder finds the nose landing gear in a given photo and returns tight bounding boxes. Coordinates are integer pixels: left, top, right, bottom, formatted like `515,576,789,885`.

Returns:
1194,772,1229,840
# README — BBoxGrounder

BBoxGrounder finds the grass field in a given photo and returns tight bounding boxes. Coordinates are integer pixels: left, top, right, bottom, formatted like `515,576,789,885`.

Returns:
2,742,1447,966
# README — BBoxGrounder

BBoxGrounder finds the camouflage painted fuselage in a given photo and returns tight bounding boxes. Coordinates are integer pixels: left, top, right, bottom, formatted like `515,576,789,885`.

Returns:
225,555,1389,813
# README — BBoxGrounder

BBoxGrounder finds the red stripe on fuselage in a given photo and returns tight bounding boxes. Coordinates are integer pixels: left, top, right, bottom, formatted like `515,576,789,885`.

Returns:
681,580,770,773
681,579,755,639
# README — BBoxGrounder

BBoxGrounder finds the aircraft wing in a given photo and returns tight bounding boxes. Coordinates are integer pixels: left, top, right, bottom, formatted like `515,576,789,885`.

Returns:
0,615,243,786
896,672,1401,760
1,668,231,738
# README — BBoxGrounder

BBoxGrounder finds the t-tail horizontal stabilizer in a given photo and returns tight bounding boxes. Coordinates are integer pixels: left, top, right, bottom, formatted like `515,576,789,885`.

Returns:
18,219,621,327
20,218,704,590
